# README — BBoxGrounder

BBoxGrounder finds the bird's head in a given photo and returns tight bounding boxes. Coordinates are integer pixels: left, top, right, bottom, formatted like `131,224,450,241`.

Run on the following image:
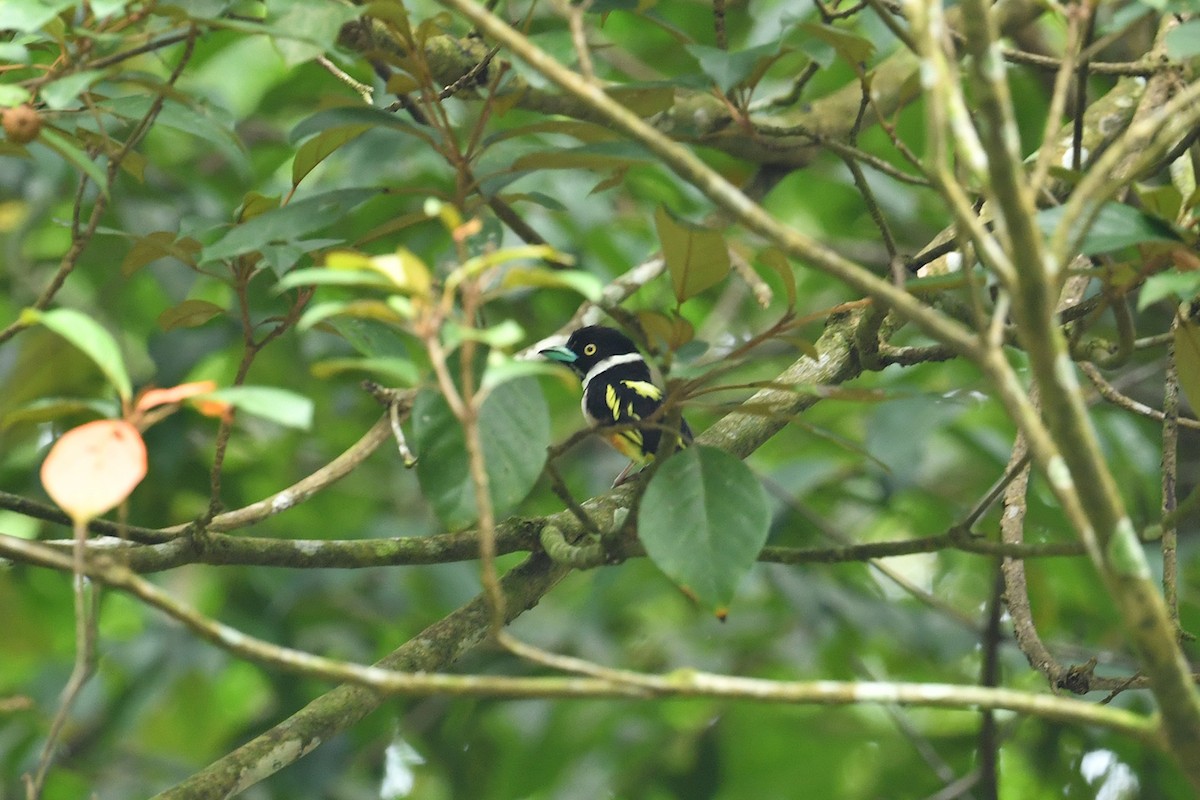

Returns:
539,325,639,377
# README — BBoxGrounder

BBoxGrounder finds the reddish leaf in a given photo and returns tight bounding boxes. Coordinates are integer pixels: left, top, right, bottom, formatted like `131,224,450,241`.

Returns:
135,380,218,412
41,419,147,523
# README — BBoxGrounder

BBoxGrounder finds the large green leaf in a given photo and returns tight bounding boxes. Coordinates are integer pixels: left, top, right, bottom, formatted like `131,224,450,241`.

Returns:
638,445,770,615
1038,201,1182,255
1165,19,1200,59
202,188,376,264
24,307,131,402
655,205,731,303
99,95,247,172
412,378,550,530
1138,271,1200,310
202,386,314,430
684,41,784,93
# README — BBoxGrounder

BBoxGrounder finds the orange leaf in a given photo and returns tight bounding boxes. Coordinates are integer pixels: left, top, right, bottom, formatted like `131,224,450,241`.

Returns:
40,419,148,523
135,380,218,412
192,398,233,420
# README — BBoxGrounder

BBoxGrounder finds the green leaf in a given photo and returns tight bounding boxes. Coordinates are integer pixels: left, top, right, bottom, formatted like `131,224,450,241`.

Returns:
260,239,342,276
325,248,432,296
121,231,201,276
157,299,226,330
0,84,32,106
275,266,397,293
796,22,876,67
37,128,109,194
25,308,131,402
684,42,783,93
606,84,675,116
1138,272,1200,310
203,188,376,263
443,319,526,350
263,0,364,66
758,248,797,308
289,105,431,145
480,357,565,392
510,141,654,172
39,70,103,110
1174,320,1200,421
412,378,550,530
329,318,417,359
292,125,370,187
500,267,604,301
202,386,314,430
298,299,410,330
310,357,419,385
1165,19,1200,59
638,445,770,615
637,309,694,351
655,205,731,303
240,192,281,221
1135,183,1183,222
2,397,116,427
1038,201,1182,255
0,0,75,33
99,95,247,172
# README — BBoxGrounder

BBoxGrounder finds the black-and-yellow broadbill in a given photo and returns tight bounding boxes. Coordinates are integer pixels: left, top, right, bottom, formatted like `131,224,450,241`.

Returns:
541,325,693,484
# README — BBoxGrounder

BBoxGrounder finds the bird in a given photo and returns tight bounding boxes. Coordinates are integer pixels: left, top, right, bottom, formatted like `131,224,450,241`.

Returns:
540,325,693,485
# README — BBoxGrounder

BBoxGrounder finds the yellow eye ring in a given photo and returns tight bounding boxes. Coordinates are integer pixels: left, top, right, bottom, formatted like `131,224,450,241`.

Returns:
583,343,597,356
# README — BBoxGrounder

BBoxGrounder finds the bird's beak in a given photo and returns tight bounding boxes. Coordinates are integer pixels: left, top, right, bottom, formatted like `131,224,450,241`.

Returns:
539,345,577,364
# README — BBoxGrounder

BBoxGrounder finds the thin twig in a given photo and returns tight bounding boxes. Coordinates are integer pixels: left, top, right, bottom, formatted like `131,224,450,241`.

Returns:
977,567,1004,800
1162,317,1180,627
1079,361,1200,431
27,518,100,799
997,416,1062,687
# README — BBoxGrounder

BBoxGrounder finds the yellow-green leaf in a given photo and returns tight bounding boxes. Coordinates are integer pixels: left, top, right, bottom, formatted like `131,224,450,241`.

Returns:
500,267,603,301
292,125,370,187
758,248,797,309
1174,319,1200,417
158,299,225,331
25,307,131,402
122,231,201,276
655,205,730,303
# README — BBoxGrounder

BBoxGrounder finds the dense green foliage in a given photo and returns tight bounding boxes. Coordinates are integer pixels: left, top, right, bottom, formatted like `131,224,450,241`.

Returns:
1,0,1199,798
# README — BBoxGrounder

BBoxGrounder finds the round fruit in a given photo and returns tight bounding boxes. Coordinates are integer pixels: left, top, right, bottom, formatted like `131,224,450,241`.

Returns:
2,105,42,144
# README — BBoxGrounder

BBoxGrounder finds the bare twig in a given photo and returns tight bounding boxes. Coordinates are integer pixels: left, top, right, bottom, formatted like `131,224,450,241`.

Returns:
1162,318,1180,628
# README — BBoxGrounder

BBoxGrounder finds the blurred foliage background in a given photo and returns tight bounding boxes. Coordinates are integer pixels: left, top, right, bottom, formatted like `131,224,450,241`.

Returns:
1,0,1198,797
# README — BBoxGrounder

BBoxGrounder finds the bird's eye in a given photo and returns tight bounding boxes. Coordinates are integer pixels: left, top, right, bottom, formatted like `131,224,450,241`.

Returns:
583,343,597,356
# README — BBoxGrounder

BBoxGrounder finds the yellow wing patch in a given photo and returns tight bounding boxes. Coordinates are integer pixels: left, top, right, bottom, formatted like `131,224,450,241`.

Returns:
599,379,667,462
607,429,647,462
621,380,662,400
604,384,622,422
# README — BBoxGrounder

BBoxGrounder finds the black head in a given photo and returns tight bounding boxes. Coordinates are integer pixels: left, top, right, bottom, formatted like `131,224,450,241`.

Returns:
540,325,640,377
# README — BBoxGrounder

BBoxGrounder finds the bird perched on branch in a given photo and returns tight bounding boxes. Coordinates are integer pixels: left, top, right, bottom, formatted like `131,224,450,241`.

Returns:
540,325,692,485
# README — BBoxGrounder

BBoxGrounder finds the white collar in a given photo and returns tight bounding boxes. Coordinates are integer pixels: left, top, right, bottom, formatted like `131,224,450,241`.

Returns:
581,352,643,391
